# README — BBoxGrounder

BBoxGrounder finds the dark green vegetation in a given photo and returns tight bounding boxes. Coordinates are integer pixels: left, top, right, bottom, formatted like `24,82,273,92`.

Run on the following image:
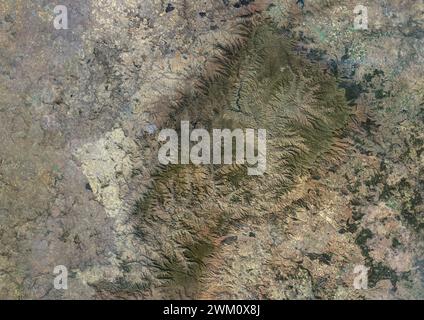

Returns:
132,17,349,298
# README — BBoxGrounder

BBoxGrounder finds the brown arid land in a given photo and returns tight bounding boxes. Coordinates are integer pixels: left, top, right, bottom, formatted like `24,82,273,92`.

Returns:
0,0,422,299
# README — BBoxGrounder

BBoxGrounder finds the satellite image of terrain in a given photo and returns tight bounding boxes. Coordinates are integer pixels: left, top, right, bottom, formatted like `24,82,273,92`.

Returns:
0,0,423,301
